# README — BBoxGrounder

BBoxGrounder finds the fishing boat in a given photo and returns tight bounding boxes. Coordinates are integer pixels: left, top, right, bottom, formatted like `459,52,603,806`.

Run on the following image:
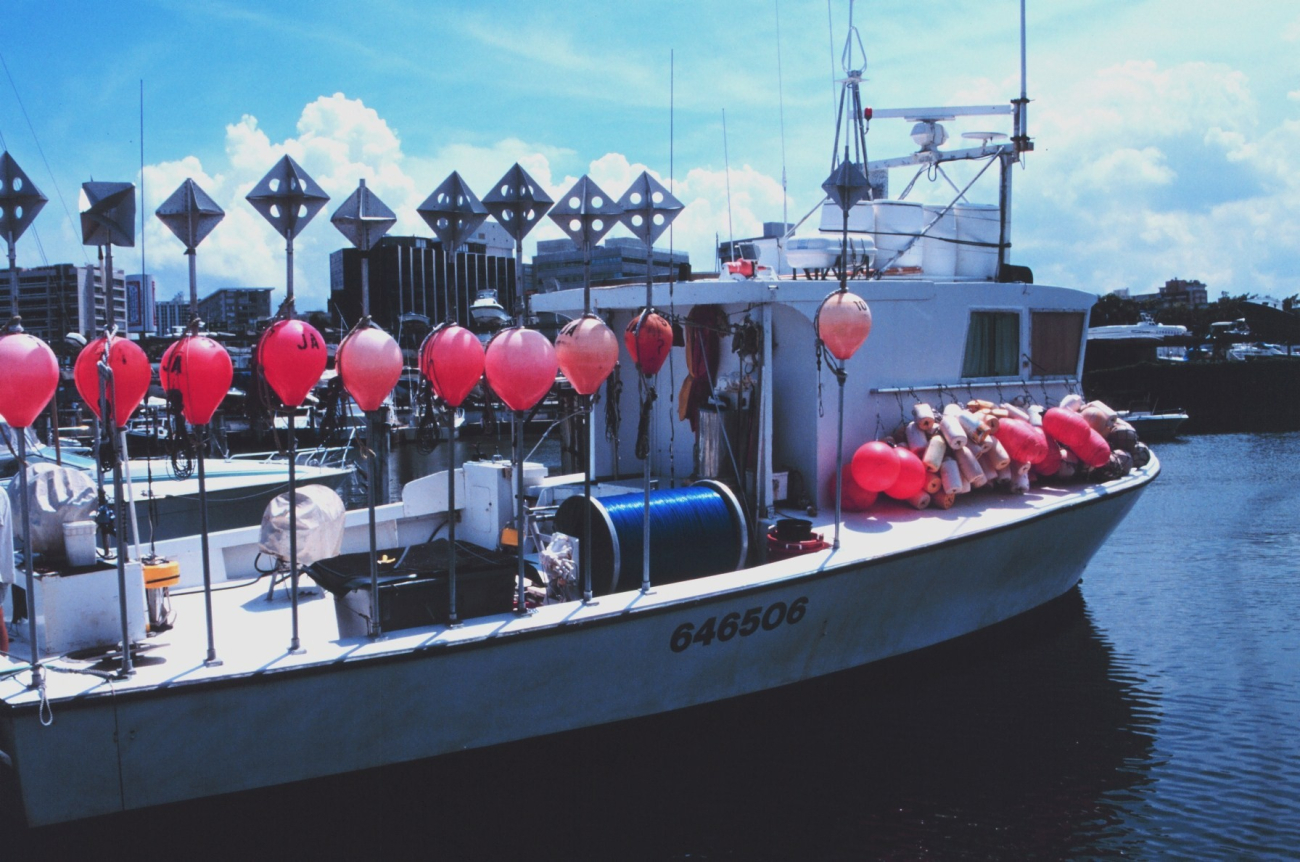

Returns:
0,6,1159,828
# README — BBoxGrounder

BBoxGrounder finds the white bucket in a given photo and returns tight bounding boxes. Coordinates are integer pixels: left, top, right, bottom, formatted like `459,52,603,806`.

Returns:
63,520,98,568
818,200,873,234
954,204,1002,279
872,200,924,270
921,205,957,278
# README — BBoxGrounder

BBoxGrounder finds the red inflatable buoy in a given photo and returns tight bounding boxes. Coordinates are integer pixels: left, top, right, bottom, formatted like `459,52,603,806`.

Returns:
258,319,327,408
484,327,558,412
556,315,619,396
833,462,879,512
74,335,151,428
624,309,672,376
1042,407,1091,450
992,417,1048,465
851,441,901,493
337,326,403,413
419,323,484,408
0,332,59,428
815,290,873,361
883,447,927,500
163,335,234,425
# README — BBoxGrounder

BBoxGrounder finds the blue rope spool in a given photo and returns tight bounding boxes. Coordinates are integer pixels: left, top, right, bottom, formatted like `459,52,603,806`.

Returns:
553,480,748,595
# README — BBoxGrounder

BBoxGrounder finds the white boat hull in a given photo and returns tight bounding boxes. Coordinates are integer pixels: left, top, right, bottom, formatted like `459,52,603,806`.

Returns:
1,470,1148,825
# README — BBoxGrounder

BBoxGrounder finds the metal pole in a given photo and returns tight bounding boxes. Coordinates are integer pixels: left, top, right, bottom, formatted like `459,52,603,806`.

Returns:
582,239,595,603
448,414,459,625
197,424,220,665
287,416,303,653
105,245,118,331
641,237,654,594
102,365,134,678
17,434,41,689
641,393,652,594
367,410,381,638
286,239,295,306
834,366,845,550
582,394,593,603
187,249,198,320
7,232,16,319
514,410,528,614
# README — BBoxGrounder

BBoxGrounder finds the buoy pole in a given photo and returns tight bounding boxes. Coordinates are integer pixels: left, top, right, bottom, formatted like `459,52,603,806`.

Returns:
447,410,459,625
286,412,303,653
834,362,846,550
514,409,528,615
17,432,41,689
197,423,220,666
100,361,134,678
367,408,382,638
582,239,595,603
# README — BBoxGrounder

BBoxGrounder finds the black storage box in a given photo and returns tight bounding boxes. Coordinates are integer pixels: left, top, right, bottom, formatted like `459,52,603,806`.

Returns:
307,539,526,636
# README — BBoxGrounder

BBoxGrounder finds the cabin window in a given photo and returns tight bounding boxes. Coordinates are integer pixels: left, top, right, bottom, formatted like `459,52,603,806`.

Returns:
1030,311,1085,376
962,311,1020,377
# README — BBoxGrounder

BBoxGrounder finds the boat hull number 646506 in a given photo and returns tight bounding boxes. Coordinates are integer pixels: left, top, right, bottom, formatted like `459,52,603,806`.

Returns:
669,597,809,652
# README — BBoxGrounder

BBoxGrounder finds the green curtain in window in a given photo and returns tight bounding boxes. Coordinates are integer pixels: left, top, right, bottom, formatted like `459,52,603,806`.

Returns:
962,312,1019,377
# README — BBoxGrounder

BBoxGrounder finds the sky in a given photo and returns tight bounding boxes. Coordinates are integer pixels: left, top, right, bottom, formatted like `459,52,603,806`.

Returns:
2,0,1298,311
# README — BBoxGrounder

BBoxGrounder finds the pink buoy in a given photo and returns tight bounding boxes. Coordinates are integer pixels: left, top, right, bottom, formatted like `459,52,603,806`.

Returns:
992,417,1048,465
815,290,873,360
73,336,151,428
337,326,403,412
163,335,234,425
623,309,673,376
1042,407,1092,450
159,340,181,392
485,327,558,412
556,315,619,396
851,441,901,493
883,447,927,500
834,463,878,512
1072,428,1112,469
1038,429,1064,477
258,319,327,408
420,323,484,408
0,332,59,428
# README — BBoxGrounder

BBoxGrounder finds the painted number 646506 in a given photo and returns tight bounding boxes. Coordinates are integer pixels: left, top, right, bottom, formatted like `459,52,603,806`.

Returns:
669,597,808,653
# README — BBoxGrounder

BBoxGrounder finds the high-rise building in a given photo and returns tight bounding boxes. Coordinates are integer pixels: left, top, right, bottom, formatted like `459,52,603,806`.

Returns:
125,273,156,334
197,288,274,335
0,263,126,343
529,237,690,294
154,292,189,336
329,235,517,337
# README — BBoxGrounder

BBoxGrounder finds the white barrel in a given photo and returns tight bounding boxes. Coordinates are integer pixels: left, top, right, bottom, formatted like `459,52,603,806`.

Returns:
921,205,957,278
819,200,873,233
872,200,924,270
954,204,1001,279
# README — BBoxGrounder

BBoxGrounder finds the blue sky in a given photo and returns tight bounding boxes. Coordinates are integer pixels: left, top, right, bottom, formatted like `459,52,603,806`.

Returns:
3,0,1298,310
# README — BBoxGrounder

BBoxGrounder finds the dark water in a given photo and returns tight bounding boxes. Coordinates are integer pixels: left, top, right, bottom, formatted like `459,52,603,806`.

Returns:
10,434,1300,859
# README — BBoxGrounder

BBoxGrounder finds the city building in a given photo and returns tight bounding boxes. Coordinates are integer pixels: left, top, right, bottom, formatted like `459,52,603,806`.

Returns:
125,273,156,335
0,263,126,343
1157,278,1208,308
529,237,690,293
330,235,518,337
154,292,189,336
197,287,273,335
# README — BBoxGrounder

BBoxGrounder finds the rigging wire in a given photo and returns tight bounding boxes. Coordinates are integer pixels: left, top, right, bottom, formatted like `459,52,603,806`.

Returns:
722,109,735,265
0,48,90,266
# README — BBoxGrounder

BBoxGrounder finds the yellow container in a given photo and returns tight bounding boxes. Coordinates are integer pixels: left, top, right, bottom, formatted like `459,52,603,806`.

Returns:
143,560,181,589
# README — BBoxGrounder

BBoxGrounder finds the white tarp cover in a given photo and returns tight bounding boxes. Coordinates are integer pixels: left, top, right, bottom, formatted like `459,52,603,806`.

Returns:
0,489,13,585
258,484,345,567
4,462,98,557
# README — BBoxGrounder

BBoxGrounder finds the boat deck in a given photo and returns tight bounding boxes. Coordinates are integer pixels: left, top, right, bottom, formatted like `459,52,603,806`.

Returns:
1,459,1156,712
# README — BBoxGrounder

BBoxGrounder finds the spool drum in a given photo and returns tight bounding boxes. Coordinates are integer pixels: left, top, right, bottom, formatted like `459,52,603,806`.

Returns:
553,480,749,596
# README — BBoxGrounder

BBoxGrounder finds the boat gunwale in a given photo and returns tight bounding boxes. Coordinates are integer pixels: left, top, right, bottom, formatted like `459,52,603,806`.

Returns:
0,456,1159,716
